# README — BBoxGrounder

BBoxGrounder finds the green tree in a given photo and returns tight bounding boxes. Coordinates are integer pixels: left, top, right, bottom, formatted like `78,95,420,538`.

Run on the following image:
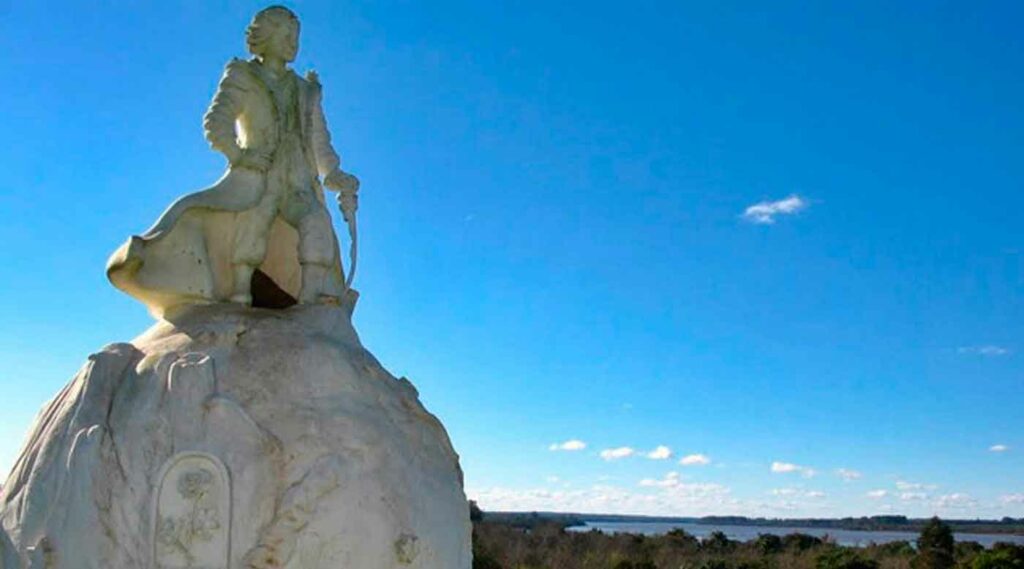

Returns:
613,561,657,569
783,533,824,552
696,560,732,569
702,531,736,553
469,500,484,522
878,541,915,557
753,534,783,555
665,528,700,552
912,517,955,569
971,543,1024,569
816,548,879,569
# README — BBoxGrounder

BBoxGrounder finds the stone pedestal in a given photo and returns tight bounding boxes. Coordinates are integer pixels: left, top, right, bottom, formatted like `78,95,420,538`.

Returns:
0,304,472,568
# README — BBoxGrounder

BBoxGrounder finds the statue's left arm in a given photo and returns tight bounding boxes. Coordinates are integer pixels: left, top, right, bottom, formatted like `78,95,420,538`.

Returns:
307,72,358,219
306,72,343,178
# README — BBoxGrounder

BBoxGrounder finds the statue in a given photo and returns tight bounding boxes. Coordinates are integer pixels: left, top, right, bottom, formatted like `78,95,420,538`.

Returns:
107,5,360,317
1,8,473,568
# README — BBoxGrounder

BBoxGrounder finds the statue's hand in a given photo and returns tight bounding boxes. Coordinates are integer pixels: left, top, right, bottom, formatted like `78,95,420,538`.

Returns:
324,169,359,194
337,188,358,223
231,148,273,173
325,169,360,222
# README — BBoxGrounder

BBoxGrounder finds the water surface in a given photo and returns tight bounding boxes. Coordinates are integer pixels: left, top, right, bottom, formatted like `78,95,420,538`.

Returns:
568,521,1024,548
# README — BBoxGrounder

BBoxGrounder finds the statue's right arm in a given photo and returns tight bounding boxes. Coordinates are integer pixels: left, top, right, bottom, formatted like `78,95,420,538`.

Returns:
202,59,248,165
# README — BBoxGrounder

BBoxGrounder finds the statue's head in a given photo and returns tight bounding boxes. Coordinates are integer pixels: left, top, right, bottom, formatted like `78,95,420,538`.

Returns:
246,6,300,62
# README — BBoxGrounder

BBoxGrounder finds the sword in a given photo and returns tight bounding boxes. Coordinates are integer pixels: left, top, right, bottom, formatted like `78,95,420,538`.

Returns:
337,188,358,289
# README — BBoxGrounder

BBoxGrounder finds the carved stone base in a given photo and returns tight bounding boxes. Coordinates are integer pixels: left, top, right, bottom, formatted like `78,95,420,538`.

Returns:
0,304,471,568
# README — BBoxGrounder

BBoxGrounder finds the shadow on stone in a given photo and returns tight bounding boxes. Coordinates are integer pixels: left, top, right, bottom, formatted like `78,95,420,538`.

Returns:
252,269,297,310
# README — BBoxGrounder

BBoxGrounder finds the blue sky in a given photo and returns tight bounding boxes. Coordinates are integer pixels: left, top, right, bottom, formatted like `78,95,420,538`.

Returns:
1,1,1023,518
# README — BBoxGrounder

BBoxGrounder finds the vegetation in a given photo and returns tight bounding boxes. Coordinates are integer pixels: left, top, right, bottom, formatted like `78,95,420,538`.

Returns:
471,514,1024,569
913,517,955,569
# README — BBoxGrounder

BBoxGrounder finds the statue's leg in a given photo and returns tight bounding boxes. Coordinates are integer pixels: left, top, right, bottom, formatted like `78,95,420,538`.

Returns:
294,207,337,304
231,192,278,305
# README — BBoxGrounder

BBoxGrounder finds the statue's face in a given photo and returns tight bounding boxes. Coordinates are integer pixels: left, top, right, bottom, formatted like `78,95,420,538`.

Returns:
267,21,299,62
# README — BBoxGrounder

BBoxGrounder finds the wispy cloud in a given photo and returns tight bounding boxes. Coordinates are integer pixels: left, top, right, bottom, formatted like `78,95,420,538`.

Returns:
646,446,673,460
958,345,1011,357
468,481,734,517
899,492,929,501
771,488,826,499
895,480,938,491
680,453,712,466
549,439,587,452
600,447,636,461
771,461,816,478
771,462,800,473
640,472,682,488
1000,494,1024,505
866,490,889,499
990,444,1010,453
836,468,863,482
741,195,808,225
935,493,977,510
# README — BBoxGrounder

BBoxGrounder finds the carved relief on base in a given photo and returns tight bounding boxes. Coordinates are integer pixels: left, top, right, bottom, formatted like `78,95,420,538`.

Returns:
152,453,231,569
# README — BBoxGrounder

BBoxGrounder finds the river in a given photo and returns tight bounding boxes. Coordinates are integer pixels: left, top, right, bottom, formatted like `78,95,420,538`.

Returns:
568,521,1024,548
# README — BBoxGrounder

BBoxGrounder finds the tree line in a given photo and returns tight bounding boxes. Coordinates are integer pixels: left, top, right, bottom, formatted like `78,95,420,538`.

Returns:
470,505,1024,569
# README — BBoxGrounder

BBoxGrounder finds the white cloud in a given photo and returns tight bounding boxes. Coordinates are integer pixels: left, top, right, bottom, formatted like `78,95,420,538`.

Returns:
935,493,977,510
640,472,682,488
958,345,1011,357
771,461,816,478
646,446,673,460
771,461,800,473
549,439,587,452
771,488,825,499
1000,494,1024,505
600,447,636,461
990,444,1010,453
680,453,712,466
836,468,863,482
741,195,808,225
900,492,928,501
546,476,561,483
468,481,734,517
895,480,937,491
866,490,889,499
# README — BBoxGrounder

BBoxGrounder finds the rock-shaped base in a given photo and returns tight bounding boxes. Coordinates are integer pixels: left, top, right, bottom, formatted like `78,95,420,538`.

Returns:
0,304,471,568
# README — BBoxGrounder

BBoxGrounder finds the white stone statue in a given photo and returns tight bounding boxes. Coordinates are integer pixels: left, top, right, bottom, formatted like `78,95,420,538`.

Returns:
107,6,360,317
0,7,472,569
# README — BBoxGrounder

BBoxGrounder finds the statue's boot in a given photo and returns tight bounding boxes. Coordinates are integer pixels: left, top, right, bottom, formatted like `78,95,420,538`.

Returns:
299,263,337,304
231,264,255,305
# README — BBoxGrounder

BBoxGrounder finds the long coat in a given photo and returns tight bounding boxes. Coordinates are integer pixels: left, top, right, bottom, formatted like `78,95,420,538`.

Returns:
107,59,346,317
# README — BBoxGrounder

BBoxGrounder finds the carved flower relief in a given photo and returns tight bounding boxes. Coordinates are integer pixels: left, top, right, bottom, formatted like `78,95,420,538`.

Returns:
191,507,221,541
156,467,223,565
156,516,179,548
178,468,214,500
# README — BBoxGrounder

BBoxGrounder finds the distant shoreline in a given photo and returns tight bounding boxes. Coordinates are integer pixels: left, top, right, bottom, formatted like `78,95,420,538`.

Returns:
484,511,1024,536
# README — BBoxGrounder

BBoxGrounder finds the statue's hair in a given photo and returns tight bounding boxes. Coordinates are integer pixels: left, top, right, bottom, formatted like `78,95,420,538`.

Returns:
246,6,299,56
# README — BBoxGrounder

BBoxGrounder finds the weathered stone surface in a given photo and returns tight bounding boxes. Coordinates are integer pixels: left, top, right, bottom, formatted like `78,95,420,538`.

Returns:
0,525,17,569
0,304,471,568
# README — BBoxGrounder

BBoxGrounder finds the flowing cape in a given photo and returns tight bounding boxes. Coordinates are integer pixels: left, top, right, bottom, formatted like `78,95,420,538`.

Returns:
106,166,346,317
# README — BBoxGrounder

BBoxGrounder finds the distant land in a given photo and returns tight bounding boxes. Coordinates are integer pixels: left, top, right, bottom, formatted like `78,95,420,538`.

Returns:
482,511,1024,536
